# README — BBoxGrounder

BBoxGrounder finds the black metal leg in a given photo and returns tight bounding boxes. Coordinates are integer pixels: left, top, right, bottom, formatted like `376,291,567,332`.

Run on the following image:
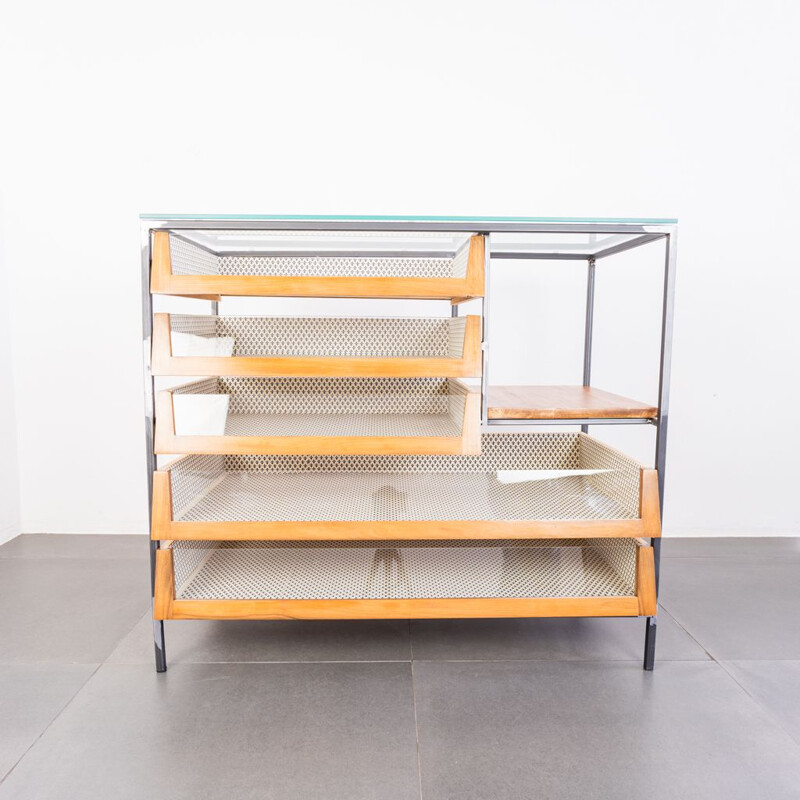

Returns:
642,537,662,671
153,620,167,672
149,539,167,673
643,616,657,671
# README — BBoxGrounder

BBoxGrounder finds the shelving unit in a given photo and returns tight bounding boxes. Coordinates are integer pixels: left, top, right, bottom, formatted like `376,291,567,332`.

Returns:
141,215,677,674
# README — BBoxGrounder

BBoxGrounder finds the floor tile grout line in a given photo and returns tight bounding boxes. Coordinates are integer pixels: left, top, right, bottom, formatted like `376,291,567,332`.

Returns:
0,662,103,788
713,660,800,751
656,604,717,663
409,658,424,800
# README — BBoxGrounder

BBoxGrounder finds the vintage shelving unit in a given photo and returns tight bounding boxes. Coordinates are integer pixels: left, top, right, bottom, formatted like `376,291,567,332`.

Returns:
141,215,677,673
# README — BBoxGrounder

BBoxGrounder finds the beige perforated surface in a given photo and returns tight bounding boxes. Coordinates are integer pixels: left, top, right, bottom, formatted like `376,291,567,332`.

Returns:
168,233,472,278
171,539,638,600
174,471,634,523
169,237,218,276
170,377,471,439
222,412,463,438
169,315,468,359
167,434,643,521
172,377,460,413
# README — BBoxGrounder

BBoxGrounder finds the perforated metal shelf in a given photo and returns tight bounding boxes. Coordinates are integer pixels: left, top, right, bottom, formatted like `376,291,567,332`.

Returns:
167,314,471,359
172,539,638,600
166,377,475,444
168,231,472,278
176,471,633,523
168,433,642,523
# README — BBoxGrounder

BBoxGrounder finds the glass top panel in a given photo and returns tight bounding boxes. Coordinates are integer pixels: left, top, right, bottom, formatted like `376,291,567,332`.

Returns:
491,232,652,256
141,213,677,224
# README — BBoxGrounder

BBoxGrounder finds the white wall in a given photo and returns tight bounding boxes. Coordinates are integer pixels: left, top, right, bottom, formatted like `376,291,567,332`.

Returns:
0,0,798,536
0,230,21,544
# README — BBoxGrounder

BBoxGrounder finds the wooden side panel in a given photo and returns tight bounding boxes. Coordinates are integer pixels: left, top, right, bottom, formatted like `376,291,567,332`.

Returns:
149,231,172,294
461,391,482,455
150,313,173,375
639,469,662,538
465,235,485,297
168,595,640,621
151,471,173,539
636,545,658,616
153,548,175,620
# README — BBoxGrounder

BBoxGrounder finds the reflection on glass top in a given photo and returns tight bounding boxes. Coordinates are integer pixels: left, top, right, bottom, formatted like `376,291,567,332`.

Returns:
176,229,472,255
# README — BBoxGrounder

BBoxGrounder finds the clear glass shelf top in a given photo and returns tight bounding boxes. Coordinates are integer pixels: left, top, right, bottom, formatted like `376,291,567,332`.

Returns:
141,213,677,224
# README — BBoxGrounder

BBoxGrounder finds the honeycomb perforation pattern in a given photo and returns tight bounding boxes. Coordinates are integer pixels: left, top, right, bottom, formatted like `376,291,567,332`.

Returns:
168,455,225,518
578,434,641,518
172,539,638,600
172,541,218,592
169,315,458,358
172,377,460,415
222,412,462,438
219,255,455,278
176,471,633,523
223,433,581,474
169,237,219,276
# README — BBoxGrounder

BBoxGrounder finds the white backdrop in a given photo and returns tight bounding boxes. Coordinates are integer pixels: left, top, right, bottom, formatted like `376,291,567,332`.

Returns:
0,0,798,542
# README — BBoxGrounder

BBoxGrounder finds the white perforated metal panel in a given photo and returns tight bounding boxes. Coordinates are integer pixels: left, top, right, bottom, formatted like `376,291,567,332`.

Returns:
168,315,464,358
169,377,470,440
174,471,634,523
167,434,642,521
167,232,473,278
172,539,638,600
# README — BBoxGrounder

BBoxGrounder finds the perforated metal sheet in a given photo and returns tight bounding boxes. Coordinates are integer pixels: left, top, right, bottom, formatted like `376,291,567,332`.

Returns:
175,472,633,523
172,377,461,415
168,434,642,521
579,435,642,522
169,315,466,359
170,377,469,439
168,232,471,278
172,539,638,600
222,412,462,438
169,455,225,516
171,540,218,594
169,237,219,276
223,433,581,474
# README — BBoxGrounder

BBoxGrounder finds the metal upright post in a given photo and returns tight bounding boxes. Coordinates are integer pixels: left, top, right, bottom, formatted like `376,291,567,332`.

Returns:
141,225,167,673
480,235,490,423
643,228,677,671
581,257,596,434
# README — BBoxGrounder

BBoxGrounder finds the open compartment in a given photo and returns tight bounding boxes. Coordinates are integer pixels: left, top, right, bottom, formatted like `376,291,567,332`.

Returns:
152,432,660,541
155,377,480,455
150,231,485,299
153,537,657,620
152,314,482,378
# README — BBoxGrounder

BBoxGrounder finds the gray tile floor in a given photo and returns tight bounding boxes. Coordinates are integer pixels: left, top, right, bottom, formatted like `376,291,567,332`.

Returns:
1,535,799,799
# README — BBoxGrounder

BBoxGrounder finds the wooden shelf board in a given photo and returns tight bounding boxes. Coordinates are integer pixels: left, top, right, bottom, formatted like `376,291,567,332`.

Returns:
488,385,657,420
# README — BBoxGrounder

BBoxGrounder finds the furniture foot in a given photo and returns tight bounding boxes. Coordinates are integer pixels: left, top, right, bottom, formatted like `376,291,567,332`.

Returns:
153,620,167,673
643,616,657,671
